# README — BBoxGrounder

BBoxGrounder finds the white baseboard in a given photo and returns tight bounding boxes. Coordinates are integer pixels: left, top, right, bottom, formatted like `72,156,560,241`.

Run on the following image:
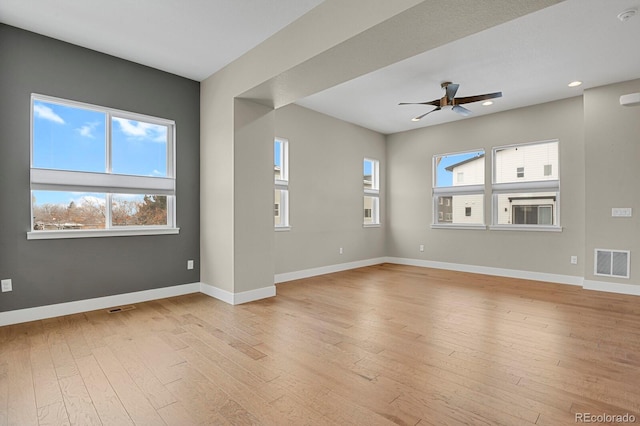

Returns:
385,257,584,287
275,257,387,283
200,283,276,305
1,281,277,327
583,280,640,296
4,260,636,328
0,282,201,327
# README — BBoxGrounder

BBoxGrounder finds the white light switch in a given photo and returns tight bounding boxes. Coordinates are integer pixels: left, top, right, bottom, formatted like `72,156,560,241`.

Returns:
1,279,12,292
612,208,632,217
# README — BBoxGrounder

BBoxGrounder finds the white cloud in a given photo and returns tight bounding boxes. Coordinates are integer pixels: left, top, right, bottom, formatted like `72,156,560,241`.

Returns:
113,117,167,142
34,103,65,124
76,122,100,138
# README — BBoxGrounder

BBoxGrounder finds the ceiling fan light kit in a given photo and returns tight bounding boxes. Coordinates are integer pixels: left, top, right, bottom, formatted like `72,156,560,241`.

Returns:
400,81,502,121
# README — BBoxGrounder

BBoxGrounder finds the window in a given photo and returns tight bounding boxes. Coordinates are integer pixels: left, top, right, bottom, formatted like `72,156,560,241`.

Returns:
492,140,559,229
433,150,485,228
274,138,289,229
29,94,176,239
364,158,380,225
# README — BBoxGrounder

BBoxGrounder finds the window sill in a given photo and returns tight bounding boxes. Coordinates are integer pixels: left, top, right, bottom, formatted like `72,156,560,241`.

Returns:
489,225,562,232
27,227,180,240
363,223,381,228
275,226,291,232
431,224,487,230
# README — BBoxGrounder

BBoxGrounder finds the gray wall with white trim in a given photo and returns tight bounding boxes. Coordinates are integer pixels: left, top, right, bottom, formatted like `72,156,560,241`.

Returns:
0,24,200,312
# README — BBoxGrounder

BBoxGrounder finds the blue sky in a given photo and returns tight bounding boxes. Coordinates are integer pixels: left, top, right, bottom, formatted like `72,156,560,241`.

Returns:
32,100,168,205
274,140,282,168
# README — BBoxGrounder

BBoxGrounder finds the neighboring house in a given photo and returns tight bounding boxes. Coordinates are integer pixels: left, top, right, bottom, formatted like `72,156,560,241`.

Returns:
439,154,485,224
441,143,558,225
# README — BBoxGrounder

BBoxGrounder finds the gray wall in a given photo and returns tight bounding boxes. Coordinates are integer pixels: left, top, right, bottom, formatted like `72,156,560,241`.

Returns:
234,99,276,292
274,104,386,274
386,97,586,277
0,25,200,312
584,79,640,286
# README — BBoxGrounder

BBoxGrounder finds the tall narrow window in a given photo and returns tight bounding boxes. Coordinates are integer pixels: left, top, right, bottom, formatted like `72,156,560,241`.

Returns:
492,140,560,229
433,150,485,228
29,94,176,239
274,138,290,229
364,158,380,226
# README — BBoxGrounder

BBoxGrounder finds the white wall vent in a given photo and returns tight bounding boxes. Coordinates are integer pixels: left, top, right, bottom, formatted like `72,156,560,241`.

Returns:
594,249,630,279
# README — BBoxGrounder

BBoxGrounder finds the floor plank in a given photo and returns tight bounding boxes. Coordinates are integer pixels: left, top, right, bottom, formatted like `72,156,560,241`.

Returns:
1,264,639,424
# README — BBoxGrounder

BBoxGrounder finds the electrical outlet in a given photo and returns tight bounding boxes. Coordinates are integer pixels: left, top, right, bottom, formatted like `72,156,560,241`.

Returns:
612,208,632,217
339,247,343,255
1,279,12,292
570,256,578,265
187,260,194,270
419,244,425,252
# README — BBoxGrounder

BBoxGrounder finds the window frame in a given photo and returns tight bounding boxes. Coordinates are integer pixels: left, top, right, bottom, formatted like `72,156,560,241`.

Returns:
363,158,380,227
274,137,290,231
28,94,178,240
490,139,561,232
432,149,486,230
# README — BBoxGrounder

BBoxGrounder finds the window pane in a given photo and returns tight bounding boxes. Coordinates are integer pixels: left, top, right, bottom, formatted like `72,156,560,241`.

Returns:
364,159,379,190
32,191,105,230
112,117,168,177
364,196,379,225
495,141,558,184
275,189,288,227
274,138,288,182
434,150,484,188
274,140,283,181
33,100,106,172
112,194,167,226
496,192,557,225
435,194,483,224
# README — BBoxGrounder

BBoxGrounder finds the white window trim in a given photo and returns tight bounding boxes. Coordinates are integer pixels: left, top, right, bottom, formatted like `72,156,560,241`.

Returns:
491,139,561,231
29,94,178,239
364,158,380,226
275,138,290,230
27,227,179,240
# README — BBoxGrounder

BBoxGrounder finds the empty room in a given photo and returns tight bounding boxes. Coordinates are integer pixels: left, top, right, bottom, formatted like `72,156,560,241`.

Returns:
1,0,640,424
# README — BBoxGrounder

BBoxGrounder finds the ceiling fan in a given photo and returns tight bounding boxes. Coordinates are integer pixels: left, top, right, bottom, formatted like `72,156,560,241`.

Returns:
400,82,502,121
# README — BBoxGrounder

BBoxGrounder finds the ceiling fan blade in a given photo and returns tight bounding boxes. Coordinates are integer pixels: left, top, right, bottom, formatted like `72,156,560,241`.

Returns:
445,83,459,102
411,107,441,121
452,105,472,116
454,92,502,105
399,99,441,107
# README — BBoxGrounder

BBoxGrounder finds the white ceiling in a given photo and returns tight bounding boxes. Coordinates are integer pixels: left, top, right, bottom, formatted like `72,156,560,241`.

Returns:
0,0,324,81
297,0,640,134
1,0,639,135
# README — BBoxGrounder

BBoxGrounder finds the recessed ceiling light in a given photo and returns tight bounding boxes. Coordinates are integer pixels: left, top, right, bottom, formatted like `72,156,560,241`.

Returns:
482,101,493,106
568,81,582,87
618,9,637,22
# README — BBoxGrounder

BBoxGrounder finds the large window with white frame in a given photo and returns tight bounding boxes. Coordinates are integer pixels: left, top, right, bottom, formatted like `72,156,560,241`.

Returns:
274,138,290,229
432,150,485,228
364,158,380,226
491,139,560,230
29,94,177,239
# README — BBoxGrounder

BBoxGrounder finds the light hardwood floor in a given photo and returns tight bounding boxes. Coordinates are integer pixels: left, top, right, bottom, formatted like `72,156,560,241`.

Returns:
1,263,640,425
